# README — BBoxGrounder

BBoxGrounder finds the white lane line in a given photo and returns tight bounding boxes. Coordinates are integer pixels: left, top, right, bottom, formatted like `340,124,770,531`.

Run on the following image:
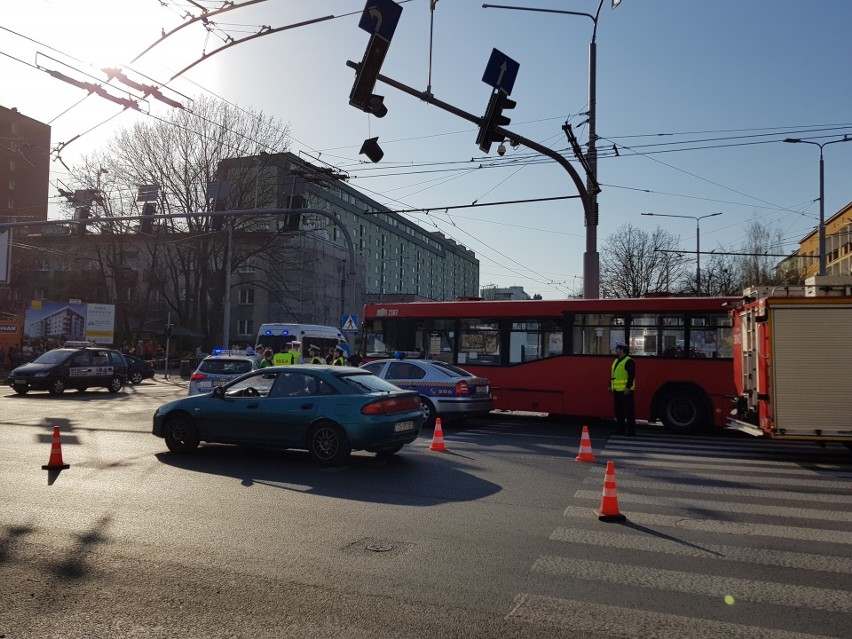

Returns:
531,556,852,613
595,457,850,476
585,469,852,490
549,528,852,574
580,477,852,504
506,593,842,639
599,449,845,468
572,489,852,523
562,506,852,545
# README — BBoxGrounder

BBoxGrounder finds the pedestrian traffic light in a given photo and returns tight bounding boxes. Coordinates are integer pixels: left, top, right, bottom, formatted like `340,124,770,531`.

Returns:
476,88,516,154
349,34,390,118
140,202,155,234
359,137,384,163
75,205,90,236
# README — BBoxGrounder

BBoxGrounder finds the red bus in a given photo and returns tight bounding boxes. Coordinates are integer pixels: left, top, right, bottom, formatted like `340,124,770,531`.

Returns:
361,296,738,432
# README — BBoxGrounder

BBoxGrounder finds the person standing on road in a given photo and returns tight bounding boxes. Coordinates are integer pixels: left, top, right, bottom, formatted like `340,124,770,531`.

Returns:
308,345,324,364
331,346,347,366
260,349,275,368
282,340,303,365
610,342,636,436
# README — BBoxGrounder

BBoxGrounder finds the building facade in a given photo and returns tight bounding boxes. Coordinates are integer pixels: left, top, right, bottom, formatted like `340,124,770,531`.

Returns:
795,201,852,278
0,106,50,224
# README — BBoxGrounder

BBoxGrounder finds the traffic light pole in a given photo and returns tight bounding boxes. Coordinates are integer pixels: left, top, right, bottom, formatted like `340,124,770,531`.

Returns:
349,62,598,298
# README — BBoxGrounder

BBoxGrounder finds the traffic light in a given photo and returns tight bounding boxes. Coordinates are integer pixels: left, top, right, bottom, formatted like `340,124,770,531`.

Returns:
140,202,155,234
359,137,384,163
349,34,390,118
75,206,90,236
476,88,516,154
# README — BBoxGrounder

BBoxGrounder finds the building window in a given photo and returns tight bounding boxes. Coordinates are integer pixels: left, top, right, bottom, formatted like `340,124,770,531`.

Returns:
34,288,46,301
36,259,49,271
237,259,256,273
239,288,255,305
8,179,15,190
8,160,15,172
237,319,254,336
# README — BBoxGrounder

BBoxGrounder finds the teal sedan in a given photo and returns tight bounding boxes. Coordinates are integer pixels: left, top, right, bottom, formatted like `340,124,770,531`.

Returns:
152,365,424,465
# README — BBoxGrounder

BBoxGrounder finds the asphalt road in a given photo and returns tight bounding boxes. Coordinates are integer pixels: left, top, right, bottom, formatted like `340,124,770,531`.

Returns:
1,378,850,638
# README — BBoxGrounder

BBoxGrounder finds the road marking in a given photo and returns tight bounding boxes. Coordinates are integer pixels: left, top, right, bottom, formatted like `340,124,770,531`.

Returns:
581,476,852,504
572,489,852,522
549,528,852,574
506,593,841,639
561,506,852,544
586,469,851,490
531,556,851,612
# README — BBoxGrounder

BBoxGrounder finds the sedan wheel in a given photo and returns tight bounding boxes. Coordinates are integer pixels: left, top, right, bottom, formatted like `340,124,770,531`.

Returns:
130,371,143,385
164,413,199,453
107,376,123,393
307,421,351,466
420,397,436,429
48,378,66,395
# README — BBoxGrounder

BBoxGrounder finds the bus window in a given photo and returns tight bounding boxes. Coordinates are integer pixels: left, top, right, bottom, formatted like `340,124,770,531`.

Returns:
459,319,500,366
426,319,455,363
571,314,625,355
629,314,659,356
691,315,733,358
509,319,563,363
661,316,686,357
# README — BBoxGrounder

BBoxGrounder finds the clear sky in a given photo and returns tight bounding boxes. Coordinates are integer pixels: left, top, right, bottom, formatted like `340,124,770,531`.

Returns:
3,0,851,298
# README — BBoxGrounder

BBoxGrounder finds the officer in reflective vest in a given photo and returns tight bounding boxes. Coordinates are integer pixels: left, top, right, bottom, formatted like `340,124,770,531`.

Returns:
274,341,303,366
610,342,636,436
332,345,347,366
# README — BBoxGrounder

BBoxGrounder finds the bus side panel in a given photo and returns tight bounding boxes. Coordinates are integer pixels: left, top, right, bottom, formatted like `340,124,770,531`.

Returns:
461,356,734,426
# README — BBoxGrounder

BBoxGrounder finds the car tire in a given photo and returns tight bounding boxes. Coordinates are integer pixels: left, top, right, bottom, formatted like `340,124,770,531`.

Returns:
107,376,123,393
13,386,28,395
307,421,351,466
375,444,404,458
48,378,66,395
420,397,436,429
164,413,199,453
660,389,709,433
130,371,143,385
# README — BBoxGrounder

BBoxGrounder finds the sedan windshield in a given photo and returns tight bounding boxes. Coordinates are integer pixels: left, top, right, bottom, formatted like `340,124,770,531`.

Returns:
32,350,72,365
339,372,401,394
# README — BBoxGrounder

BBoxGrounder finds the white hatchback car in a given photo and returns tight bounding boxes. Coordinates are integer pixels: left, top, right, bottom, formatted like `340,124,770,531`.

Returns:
187,351,259,396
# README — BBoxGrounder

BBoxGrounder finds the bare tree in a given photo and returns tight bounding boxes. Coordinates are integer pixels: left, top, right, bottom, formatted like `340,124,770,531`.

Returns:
600,223,689,298
67,95,297,343
736,218,787,287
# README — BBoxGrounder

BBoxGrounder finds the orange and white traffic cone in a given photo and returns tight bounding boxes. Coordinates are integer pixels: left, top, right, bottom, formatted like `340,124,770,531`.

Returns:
429,417,448,452
42,426,70,471
596,460,625,522
575,425,597,463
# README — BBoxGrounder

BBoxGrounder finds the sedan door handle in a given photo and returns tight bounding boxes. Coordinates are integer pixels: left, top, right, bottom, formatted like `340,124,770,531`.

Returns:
299,403,313,410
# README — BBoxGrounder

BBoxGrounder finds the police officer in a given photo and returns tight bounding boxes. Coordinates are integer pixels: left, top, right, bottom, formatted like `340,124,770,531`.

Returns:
610,342,636,436
331,345,347,366
308,345,324,364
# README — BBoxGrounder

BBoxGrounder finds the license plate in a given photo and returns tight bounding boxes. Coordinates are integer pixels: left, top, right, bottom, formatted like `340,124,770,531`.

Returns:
213,380,227,387
13,379,27,385
198,383,212,392
394,420,415,432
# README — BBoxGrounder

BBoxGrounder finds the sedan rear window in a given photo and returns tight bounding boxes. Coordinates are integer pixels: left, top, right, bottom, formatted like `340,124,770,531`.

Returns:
430,361,475,377
200,359,254,374
339,372,403,394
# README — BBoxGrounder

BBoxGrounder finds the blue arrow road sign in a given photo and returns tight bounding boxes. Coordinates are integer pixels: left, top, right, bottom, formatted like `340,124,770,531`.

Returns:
358,0,402,42
482,48,520,96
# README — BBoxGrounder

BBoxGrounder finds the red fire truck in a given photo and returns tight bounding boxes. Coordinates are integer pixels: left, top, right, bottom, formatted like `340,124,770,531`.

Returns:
728,276,852,447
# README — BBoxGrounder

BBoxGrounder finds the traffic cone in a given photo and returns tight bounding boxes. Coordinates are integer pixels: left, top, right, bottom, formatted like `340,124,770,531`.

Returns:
596,460,625,522
575,425,597,462
429,417,448,452
42,426,70,470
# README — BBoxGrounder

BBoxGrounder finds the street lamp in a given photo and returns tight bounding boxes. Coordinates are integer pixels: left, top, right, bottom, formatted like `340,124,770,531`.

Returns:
783,136,852,276
641,212,723,295
483,0,617,299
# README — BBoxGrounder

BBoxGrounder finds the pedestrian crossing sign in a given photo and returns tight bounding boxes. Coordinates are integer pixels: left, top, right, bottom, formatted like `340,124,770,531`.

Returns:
341,314,359,332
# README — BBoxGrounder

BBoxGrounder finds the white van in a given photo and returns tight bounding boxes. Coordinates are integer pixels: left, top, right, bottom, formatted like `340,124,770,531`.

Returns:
255,323,347,360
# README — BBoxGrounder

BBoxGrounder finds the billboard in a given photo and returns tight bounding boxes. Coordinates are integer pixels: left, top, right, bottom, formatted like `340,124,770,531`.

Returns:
24,300,115,345
0,229,9,284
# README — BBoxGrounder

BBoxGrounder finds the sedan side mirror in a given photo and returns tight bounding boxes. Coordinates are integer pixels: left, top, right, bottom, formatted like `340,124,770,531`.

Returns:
213,386,225,398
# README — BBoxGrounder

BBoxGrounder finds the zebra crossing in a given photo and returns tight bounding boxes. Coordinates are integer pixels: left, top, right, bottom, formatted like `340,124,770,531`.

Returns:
506,430,852,639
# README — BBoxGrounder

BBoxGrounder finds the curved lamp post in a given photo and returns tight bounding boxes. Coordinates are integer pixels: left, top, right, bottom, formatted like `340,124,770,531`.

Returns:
783,136,852,276
641,212,723,295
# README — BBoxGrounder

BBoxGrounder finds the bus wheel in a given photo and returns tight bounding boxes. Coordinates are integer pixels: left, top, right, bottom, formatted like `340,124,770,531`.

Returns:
660,390,709,433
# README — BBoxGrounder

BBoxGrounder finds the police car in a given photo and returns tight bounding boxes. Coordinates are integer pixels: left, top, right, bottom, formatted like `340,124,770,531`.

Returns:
7,346,128,395
361,357,493,428
187,350,260,396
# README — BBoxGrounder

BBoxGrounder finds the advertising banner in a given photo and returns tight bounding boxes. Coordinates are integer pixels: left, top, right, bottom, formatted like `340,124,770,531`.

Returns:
85,303,116,345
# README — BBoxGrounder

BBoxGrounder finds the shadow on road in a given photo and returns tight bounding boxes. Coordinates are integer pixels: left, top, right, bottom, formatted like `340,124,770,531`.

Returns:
155,443,503,506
